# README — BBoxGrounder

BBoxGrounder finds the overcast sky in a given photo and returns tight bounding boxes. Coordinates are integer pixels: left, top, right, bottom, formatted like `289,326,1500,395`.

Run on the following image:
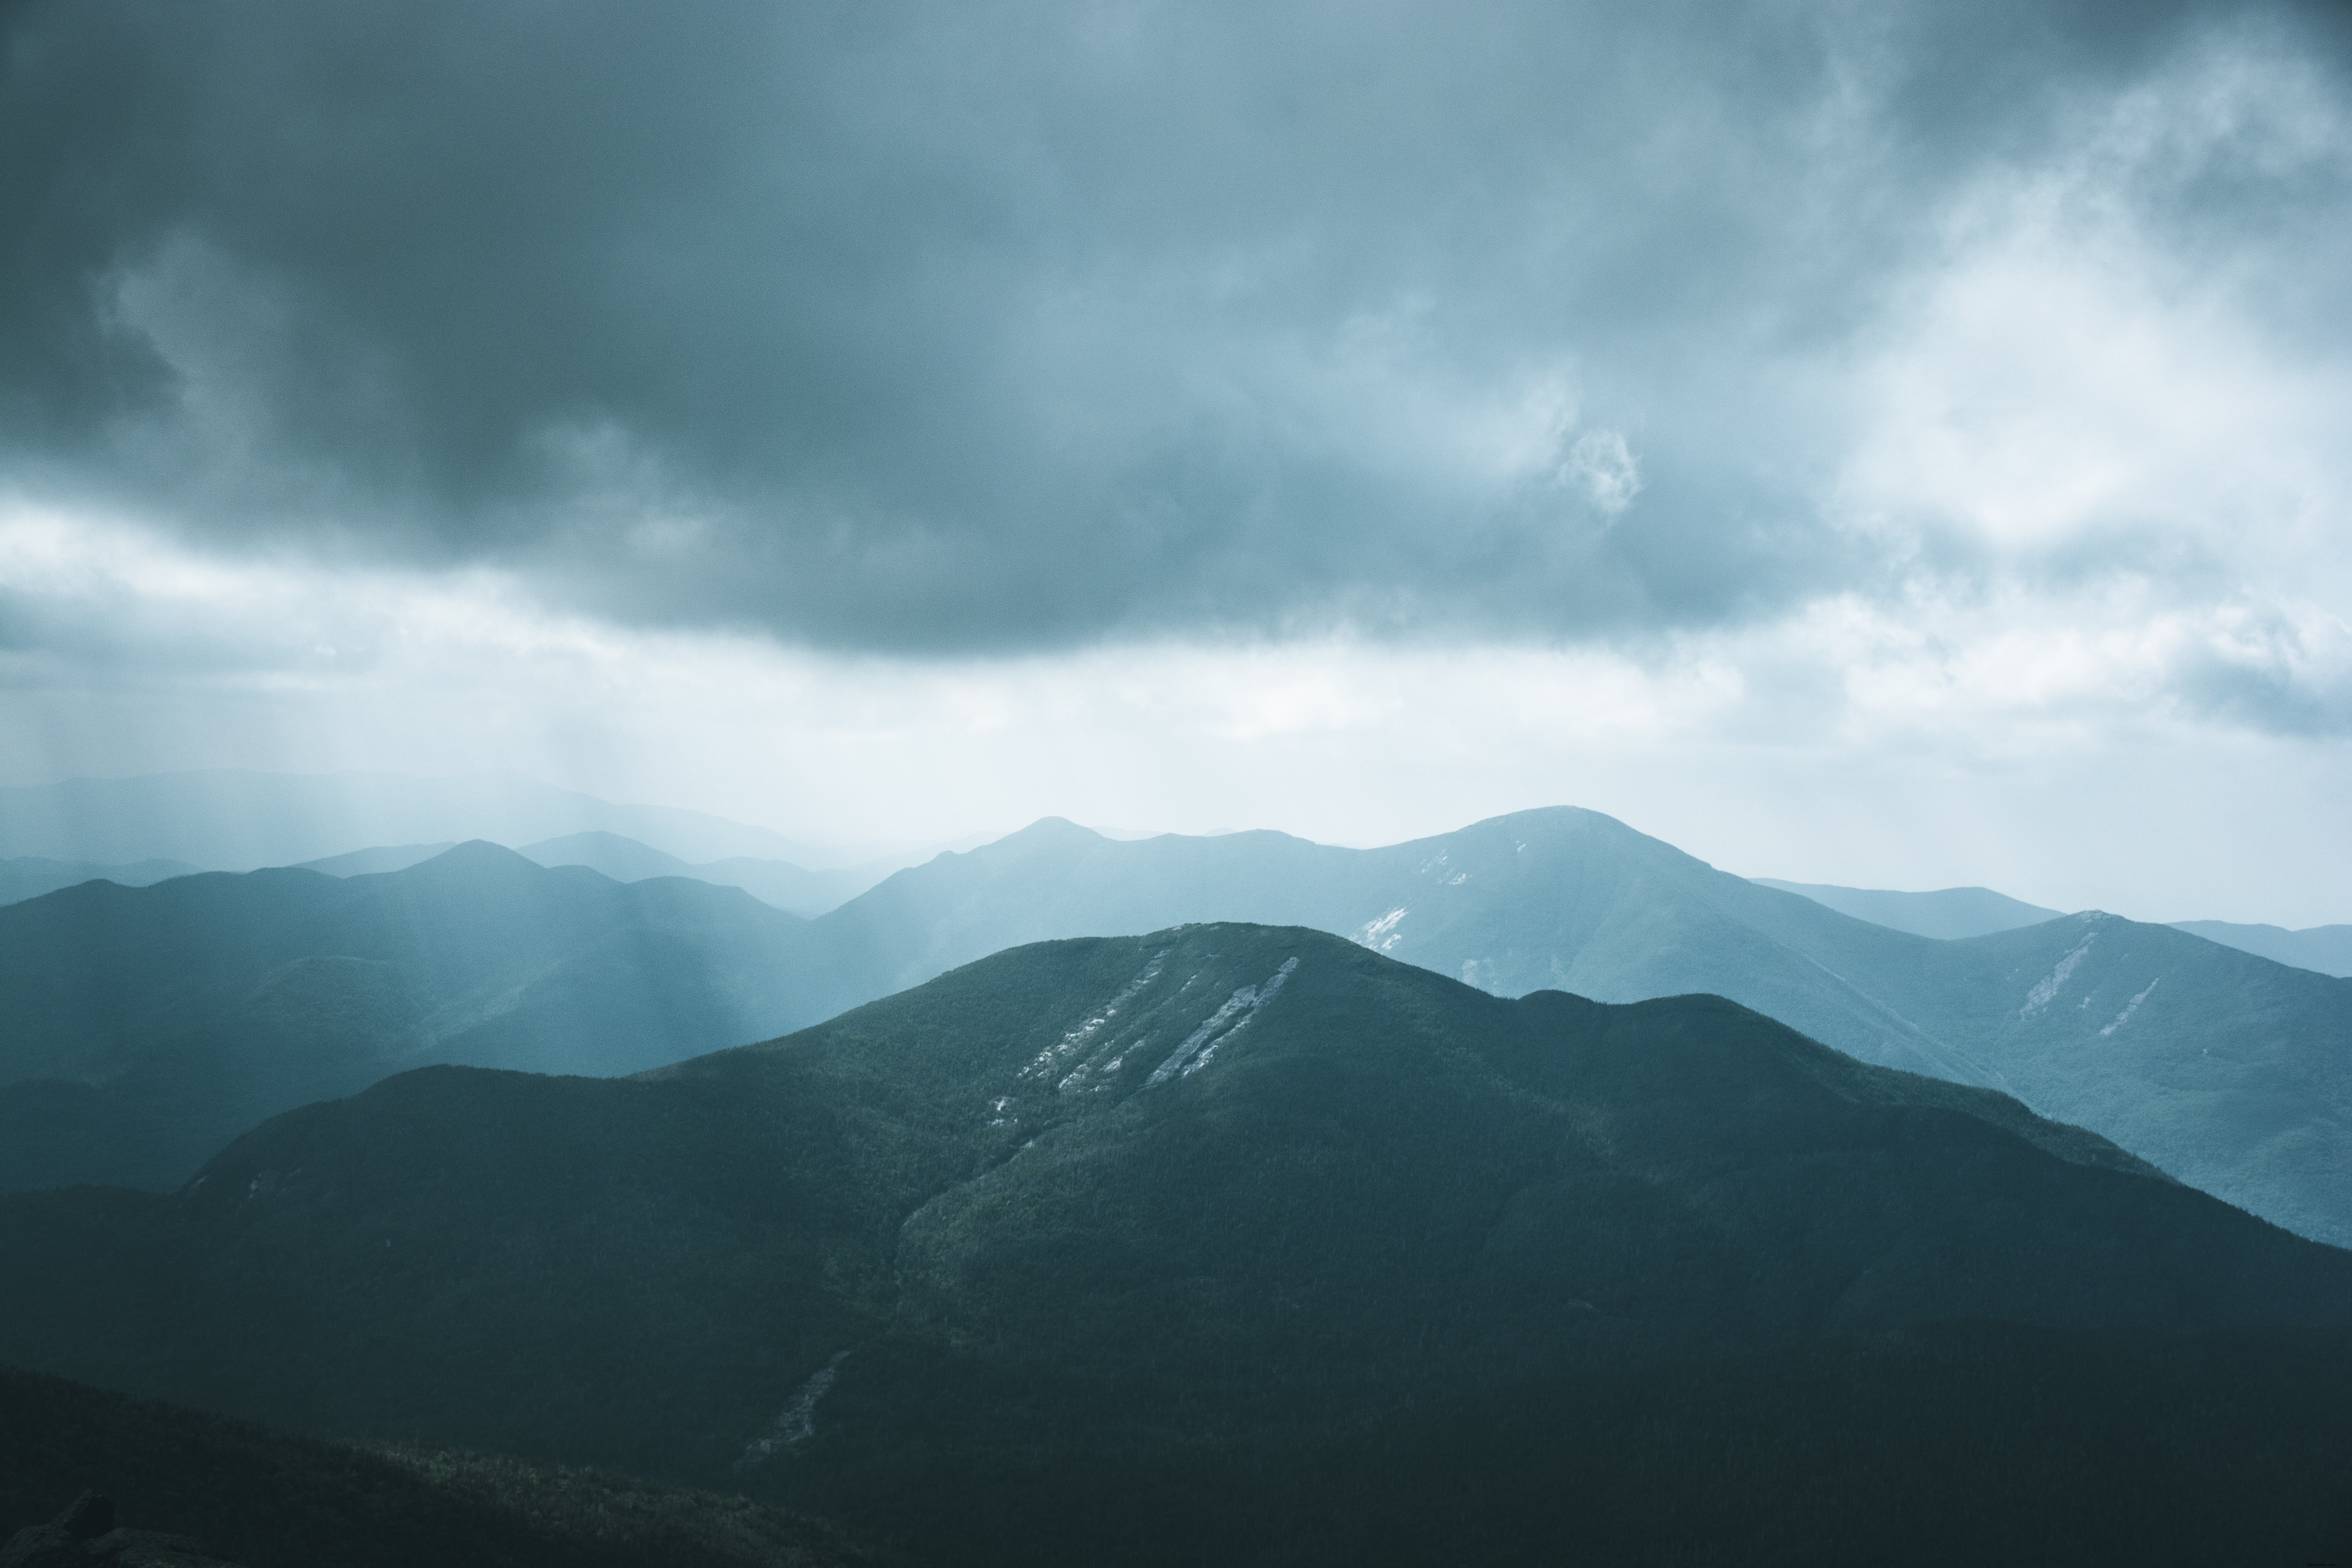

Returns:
4,0,2349,922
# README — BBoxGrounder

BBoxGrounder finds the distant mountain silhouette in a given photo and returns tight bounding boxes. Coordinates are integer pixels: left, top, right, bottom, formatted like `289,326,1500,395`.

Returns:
515,831,889,915
4,926,2347,1566
294,843,459,877
0,857,201,909
289,832,902,915
1750,878,2062,938
0,769,828,869
2170,919,2352,978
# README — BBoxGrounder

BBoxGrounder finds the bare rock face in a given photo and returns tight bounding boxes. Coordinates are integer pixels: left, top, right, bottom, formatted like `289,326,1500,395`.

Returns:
0,1494,243,1568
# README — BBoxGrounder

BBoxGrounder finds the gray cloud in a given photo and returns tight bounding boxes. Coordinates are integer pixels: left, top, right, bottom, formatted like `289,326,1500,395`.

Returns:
3,0,2347,652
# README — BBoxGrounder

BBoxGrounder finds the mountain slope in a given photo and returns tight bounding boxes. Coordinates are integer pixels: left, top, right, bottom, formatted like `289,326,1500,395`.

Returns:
791,809,2352,1245
1,926,2345,1566
0,843,812,1191
1751,878,2063,938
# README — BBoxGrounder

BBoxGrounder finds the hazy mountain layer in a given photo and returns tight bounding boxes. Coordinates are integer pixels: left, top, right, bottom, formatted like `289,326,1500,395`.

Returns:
291,832,897,915
516,831,888,916
1750,878,2062,938
2171,919,2352,978
0,855,201,908
0,844,810,1189
0,769,825,868
3,927,2345,1566
294,843,459,877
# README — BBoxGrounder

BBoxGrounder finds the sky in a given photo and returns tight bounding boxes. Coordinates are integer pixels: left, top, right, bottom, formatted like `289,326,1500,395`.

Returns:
3,0,2349,923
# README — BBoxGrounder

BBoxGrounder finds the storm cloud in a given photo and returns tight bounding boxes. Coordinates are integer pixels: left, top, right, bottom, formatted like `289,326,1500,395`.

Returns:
4,0,2349,654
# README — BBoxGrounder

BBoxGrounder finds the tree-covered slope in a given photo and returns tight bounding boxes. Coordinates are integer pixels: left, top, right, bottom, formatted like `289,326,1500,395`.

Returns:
2,926,2345,1565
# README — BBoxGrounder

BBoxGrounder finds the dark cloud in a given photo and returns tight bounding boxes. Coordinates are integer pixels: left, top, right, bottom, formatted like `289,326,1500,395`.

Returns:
3,0,2345,651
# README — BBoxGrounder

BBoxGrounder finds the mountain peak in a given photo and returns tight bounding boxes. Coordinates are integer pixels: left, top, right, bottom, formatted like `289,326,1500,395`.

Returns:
998,817,1107,845
407,839,545,875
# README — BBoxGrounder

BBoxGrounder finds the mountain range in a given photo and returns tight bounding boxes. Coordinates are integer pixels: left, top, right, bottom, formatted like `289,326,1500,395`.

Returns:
4,925,2347,1566
4,806,2347,1249
290,832,891,916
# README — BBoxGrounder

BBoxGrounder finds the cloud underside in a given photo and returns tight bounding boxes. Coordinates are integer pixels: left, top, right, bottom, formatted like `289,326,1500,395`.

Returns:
3,0,2349,661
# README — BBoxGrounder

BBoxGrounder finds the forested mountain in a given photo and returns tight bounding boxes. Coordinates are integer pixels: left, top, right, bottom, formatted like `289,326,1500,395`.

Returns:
4,926,2345,1566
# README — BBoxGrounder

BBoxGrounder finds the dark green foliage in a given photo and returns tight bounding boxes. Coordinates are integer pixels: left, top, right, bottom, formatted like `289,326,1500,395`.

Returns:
0,1363,895,1568
3,925,2347,1564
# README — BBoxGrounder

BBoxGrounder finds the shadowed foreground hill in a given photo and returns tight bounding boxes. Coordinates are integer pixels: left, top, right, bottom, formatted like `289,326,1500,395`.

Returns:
0,1363,895,1568
3,925,2347,1564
